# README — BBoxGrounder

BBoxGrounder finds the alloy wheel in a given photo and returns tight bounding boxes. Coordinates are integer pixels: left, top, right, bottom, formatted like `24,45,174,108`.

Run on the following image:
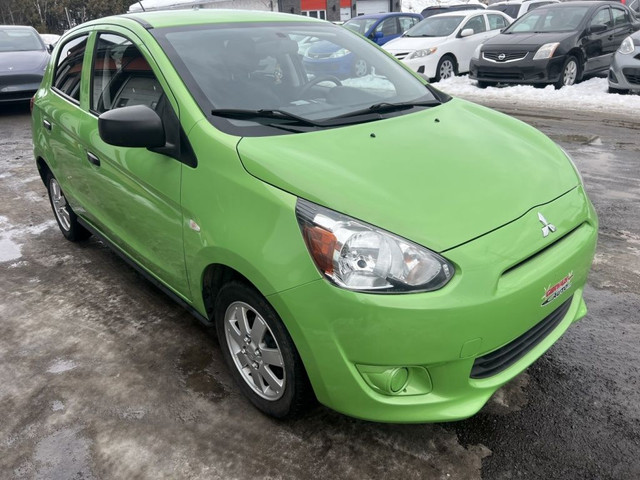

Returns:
563,60,578,86
49,178,71,231
439,59,454,80
224,301,286,400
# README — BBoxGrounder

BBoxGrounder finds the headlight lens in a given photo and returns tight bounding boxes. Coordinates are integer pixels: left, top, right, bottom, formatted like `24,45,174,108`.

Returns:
532,42,560,60
472,44,482,60
296,199,454,293
618,36,634,55
408,47,437,59
329,48,350,58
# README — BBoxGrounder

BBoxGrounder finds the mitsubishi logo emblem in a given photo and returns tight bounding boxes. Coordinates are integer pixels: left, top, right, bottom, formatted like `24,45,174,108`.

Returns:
498,53,506,61
538,212,556,238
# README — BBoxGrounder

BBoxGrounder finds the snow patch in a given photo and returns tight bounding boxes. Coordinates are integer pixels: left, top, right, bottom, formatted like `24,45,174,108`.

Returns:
47,359,77,374
0,216,56,263
51,400,65,411
0,238,21,262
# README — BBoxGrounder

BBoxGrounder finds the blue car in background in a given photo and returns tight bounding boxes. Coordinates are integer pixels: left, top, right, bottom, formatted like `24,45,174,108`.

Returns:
303,12,423,78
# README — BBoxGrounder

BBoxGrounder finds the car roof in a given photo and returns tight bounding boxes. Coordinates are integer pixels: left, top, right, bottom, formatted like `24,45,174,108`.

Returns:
423,3,485,9
427,10,489,18
348,12,421,20
100,9,324,30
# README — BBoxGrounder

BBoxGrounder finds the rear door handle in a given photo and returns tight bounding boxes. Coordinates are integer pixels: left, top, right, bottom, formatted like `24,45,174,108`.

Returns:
42,119,52,130
87,151,101,167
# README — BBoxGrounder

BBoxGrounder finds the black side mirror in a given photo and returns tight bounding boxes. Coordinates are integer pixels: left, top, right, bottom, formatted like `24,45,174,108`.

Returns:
47,44,54,53
98,105,165,149
588,23,608,34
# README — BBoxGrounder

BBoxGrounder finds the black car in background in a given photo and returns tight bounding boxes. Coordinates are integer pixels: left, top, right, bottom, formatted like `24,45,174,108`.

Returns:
469,1,640,88
0,25,50,104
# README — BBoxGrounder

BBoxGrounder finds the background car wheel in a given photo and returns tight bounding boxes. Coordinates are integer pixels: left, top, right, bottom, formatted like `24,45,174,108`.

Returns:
353,58,369,77
46,172,91,242
435,55,457,82
608,87,629,95
554,56,579,89
215,281,312,418
477,80,496,89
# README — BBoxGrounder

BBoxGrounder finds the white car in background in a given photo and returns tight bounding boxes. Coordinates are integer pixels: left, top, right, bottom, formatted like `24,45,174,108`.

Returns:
383,10,513,82
487,0,560,20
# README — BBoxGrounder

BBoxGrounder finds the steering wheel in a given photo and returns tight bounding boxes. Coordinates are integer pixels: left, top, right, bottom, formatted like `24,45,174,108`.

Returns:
299,75,343,98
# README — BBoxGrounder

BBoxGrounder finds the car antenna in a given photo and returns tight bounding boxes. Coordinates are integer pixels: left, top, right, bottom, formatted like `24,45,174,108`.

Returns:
138,1,146,12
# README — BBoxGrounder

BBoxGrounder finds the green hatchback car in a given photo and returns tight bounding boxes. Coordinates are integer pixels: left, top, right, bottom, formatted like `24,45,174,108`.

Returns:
32,10,597,422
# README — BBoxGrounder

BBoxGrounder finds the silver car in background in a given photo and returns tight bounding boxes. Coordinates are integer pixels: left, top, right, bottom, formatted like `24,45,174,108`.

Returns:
608,31,640,93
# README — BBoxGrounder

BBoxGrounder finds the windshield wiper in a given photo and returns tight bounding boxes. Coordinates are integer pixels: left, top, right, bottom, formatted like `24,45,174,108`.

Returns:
332,100,441,120
210,108,322,127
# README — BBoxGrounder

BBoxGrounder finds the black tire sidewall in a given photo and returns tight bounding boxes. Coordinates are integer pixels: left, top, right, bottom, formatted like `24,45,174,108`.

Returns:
555,56,579,89
214,281,304,418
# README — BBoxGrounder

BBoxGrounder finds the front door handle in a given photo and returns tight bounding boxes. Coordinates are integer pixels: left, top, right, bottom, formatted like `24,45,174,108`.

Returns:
87,151,101,167
42,119,52,130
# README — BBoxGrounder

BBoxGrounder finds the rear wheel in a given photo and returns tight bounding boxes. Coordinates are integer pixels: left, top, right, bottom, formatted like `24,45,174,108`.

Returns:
215,281,312,418
353,58,369,77
435,55,456,82
46,172,91,242
554,56,579,89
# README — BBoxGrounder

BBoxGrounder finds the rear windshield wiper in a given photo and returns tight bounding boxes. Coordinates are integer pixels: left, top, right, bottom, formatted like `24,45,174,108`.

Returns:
210,108,322,127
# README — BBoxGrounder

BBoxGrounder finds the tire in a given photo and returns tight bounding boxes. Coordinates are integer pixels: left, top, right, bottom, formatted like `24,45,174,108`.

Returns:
477,80,496,89
214,281,312,418
435,55,457,82
554,56,579,89
353,58,369,78
608,86,629,95
46,172,91,242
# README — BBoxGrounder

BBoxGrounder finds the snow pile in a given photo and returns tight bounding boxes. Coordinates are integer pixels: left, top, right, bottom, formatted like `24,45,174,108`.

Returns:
402,0,483,14
434,75,640,117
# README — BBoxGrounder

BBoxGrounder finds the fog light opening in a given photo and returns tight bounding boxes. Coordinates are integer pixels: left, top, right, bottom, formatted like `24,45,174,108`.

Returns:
390,367,409,393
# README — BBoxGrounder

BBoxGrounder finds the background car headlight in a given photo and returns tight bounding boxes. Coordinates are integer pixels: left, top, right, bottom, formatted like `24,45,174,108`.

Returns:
472,44,482,60
329,48,350,58
618,36,635,55
296,199,454,293
532,42,560,60
408,47,437,60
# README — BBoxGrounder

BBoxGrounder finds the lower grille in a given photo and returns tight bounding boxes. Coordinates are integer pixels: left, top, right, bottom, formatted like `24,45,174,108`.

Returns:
622,67,640,85
470,296,573,379
476,70,523,80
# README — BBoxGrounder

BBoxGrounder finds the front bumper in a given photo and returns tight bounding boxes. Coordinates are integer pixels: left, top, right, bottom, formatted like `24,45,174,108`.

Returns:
608,49,640,91
269,186,597,422
469,55,566,85
0,73,43,103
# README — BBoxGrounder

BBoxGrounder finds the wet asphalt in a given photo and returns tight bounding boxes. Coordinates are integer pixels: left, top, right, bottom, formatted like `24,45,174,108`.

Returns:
0,100,638,479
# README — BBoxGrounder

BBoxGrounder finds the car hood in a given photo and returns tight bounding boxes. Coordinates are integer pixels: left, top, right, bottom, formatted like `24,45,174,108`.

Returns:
483,31,576,49
0,50,49,73
236,98,579,252
384,36,449,52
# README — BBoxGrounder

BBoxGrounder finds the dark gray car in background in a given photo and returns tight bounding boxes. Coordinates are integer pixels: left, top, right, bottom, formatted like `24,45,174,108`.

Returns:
0,25,49,104
608,29,640,92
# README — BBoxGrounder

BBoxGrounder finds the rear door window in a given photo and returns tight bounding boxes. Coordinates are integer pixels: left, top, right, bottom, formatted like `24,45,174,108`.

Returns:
487,13,509,30
53,34,89,103
462,15,487,35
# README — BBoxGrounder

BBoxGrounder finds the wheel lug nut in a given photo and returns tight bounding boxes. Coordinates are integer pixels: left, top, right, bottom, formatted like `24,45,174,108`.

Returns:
252,362,259,369
241,347,246,354
244,336,250,344
254,349,261,356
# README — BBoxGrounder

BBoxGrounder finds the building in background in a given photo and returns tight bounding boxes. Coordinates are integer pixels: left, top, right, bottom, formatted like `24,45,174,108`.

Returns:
129,0,400,22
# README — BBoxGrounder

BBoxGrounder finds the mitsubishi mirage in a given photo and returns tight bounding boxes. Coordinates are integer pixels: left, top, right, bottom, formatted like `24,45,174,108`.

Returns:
32,10,597,422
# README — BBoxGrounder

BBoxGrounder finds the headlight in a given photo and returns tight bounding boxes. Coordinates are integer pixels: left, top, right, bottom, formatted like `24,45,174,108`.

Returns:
532,42,560,60
329,48,350,58
295,199,454,293
408,47,437,60
618,36,635,55
472,44,482,60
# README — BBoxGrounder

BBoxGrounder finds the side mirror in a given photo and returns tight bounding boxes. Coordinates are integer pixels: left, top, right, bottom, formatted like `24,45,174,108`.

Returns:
460,28,474,38
373,31,384,39
98,105,165,148
588,23,608,34
47,44,54,53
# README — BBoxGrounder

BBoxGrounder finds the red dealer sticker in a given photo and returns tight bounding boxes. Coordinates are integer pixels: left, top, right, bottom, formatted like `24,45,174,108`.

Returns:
541,272,574,306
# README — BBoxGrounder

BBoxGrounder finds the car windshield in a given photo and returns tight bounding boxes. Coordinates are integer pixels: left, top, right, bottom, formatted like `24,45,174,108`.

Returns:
488,5,520,19
343,18,378,35
503,6,589,33
0,27,45,52
153,22,438,132
404,16,465,37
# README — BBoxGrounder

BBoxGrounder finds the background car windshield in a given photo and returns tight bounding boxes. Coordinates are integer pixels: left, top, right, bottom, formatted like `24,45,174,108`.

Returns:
404,16,464,37
504,6,589,33
344,18,378,35
154,23,436,125
488,5,520,19
0,27,45,52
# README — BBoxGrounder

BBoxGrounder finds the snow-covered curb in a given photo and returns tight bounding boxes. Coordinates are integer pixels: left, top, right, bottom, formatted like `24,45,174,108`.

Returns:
433,75,640,119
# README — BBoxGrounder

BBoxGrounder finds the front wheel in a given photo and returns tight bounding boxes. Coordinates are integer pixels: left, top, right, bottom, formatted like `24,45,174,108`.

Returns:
215,281,312,418
435,55,457,82
46,172,91,242
353,58,369,77
554,56,580,89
